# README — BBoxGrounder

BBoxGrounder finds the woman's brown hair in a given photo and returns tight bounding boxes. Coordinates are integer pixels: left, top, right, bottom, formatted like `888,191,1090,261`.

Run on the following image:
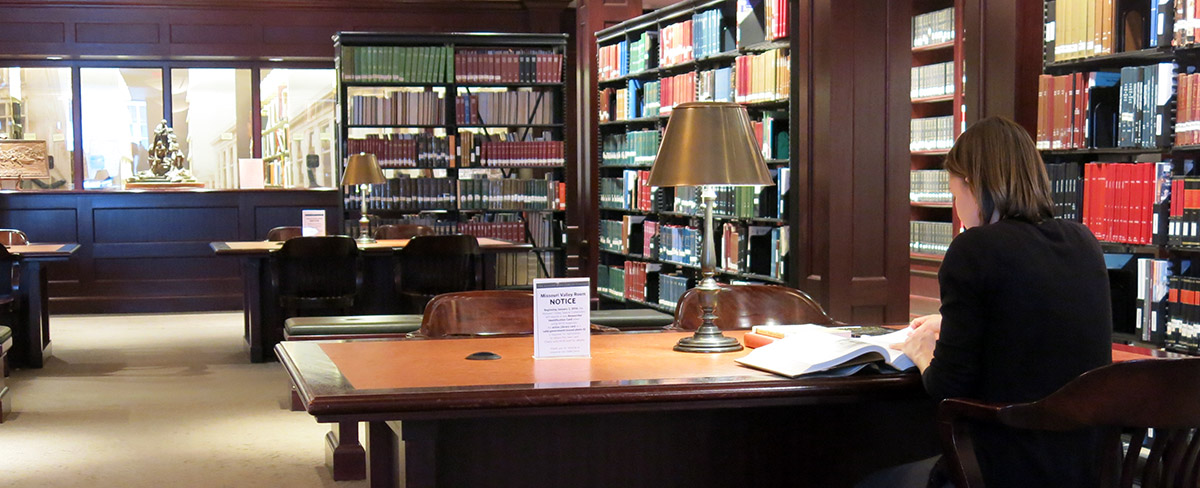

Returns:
943,116,1054,224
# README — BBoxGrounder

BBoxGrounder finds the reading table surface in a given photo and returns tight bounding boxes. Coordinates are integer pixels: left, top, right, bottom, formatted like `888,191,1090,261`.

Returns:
209,237,529,255
277,331,938,488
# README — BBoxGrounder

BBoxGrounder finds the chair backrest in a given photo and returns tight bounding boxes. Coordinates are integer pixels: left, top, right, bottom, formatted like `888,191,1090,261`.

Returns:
375,224,435,240
673,284,838,331
266,226,304,241
938,358,1200,488
396,234,482,294
271,236,361,299
417,290,534,338
0,229,28,246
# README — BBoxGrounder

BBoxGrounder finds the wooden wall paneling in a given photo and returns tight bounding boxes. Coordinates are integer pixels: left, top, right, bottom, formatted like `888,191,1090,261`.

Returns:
790,0,812,293
573,0,642,290
959,0,1041,132
806,0,912,324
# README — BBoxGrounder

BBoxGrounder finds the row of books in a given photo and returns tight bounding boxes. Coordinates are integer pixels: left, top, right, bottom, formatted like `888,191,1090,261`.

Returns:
1047,0,1117,62
911,62,954,99
733,49,789,103
1168,177,1200,247
348,134,452,168
1082,162,1171,246
910,115,955,152
1178,2,1200,48
455,90,557,125
1177,72,1200,146
629,32,656,74
454,50,563,84
598,41,630,82
690,8,727,60
348,91,446,126
1167,275,1200,352
456,130,560,167
622,260,657,303
1034,64,1173,150
696,67,734,103
496,252,558,287
1047,162,1083,222
753,112,789,160
660,71,698,115
474,140,565,167
261,125,288,162
341,45,454,83
762,0,790,42
910,220,953,256
721,222,790,279
343,177,565,212
909,169,951,204
600,129,660,167
670,184,787,221
657,273,692,309
660,18,696,67
600,171,653,213
1137,257,1170,345
611,82,638,121
643,80,662,116
596,263,679,309
458,178,564,211
911,7,954,48
598,217,646,255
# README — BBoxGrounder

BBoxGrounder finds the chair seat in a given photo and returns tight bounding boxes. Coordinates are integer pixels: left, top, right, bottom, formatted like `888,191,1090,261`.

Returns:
284,315,423,337
589,309,674,329
0,325,10,347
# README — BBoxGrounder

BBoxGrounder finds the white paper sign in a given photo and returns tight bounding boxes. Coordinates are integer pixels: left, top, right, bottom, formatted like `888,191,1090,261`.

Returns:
533,277,591,359
301,209,326,236
238,158,264,189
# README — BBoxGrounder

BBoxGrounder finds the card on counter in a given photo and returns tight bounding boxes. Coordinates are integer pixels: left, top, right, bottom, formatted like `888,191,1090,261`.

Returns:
533,277,591,359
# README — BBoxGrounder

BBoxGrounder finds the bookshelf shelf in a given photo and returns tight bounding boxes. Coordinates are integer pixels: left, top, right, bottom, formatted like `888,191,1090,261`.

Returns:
739,39,790,53
764,159,790,165
599,116,660,127
1043,47,1173,75
910,201,953,208
336,32,570,287
911,40,954,53
909,252,945,263
911,94,955,104
741,98,790,109
1173,145,1200,152
1042,147,1171,156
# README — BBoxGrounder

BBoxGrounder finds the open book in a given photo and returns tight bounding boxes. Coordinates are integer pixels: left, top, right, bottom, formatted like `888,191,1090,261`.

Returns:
735,325,915,377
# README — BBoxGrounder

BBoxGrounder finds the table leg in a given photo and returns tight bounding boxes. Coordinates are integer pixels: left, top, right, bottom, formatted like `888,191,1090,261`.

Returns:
399,420,437,488
366,421,399,488
325,421,365,480
16,261,48,368
242,259,264,362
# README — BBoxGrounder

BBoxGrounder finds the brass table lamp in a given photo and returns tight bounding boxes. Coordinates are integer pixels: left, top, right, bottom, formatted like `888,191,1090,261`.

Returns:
648,102,775,353
341,152,387,244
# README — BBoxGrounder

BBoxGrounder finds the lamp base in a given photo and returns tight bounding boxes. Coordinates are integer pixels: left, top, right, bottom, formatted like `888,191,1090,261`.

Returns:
673,331,743,353
355,234,376,244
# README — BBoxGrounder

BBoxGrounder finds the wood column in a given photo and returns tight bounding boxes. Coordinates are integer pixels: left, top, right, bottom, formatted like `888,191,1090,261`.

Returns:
802,0,913,324
572,0,642,289
960,0,1044,133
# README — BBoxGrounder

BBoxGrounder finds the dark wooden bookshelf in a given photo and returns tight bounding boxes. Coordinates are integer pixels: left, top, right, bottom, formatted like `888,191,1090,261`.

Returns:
335,31,570,285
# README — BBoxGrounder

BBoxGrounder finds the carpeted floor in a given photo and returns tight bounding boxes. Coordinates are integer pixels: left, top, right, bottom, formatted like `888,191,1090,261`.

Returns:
1,312,367,488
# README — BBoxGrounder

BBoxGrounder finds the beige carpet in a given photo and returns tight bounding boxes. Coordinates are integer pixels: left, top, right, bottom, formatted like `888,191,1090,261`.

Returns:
1,312,367,488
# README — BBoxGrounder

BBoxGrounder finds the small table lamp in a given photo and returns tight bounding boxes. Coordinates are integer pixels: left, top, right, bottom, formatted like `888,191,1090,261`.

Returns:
341,152,387,244
648,102,775,353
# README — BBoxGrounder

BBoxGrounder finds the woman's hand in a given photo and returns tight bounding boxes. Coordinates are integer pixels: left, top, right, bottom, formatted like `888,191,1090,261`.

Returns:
891,314,941,372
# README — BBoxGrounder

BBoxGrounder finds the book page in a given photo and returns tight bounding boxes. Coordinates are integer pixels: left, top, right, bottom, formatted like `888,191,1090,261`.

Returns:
735,329,889,378
855,329,915,371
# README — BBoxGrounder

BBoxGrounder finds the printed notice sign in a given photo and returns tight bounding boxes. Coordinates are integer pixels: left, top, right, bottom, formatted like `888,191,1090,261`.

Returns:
301,209,326,236
533,277,591,359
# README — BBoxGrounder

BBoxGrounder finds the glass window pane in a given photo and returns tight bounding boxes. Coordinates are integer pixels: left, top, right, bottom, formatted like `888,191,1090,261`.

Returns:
171,68,253,190
0,67,75,190
81,68,164,190
260,68,336,189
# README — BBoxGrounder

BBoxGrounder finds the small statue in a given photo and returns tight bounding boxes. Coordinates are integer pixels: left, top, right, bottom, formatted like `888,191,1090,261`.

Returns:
129,120,197,184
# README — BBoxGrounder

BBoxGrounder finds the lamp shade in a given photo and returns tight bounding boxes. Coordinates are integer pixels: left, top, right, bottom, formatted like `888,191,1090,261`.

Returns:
647,102,775,188
341,153,386,186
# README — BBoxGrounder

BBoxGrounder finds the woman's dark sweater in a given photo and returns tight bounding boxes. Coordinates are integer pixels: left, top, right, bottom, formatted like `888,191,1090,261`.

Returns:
924,217,1113,487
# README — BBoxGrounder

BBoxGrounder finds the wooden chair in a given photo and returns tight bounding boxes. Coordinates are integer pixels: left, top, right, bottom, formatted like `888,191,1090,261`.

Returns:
374,224,435,240
395,234,482,314
270,236,362,319
938,358,1200,488
0,229,28,246
265,226,304,241
414,290,535,338
673,284,840,331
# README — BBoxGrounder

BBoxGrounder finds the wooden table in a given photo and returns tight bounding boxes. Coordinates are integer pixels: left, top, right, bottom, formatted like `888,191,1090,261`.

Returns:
277,331,939,488
212,238,531,362
7,243,80,368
